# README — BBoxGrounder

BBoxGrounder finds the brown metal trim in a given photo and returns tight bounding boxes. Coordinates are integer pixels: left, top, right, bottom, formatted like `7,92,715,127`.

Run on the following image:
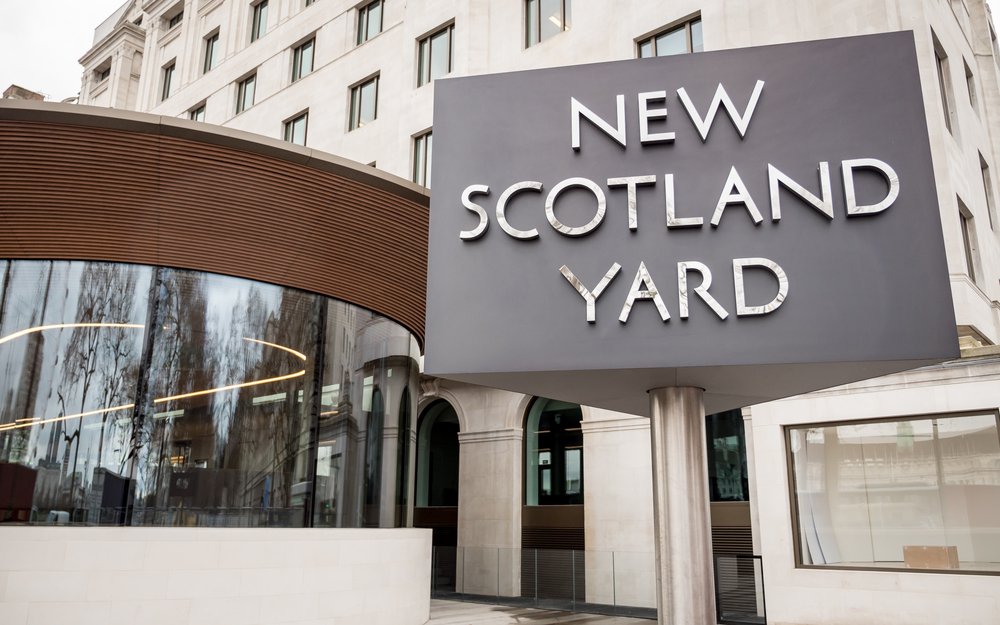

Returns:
795,563,1000,577
0,102,429,344
521,504,584,529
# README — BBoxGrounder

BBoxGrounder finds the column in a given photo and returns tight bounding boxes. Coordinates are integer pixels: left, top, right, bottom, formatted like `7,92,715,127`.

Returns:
649,387,716,625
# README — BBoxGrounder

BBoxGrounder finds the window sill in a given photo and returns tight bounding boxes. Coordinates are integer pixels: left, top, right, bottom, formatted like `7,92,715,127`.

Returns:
160,24,182,47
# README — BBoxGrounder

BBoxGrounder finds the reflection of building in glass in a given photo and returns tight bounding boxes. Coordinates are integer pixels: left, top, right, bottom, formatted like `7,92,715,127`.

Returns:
0,260,419,528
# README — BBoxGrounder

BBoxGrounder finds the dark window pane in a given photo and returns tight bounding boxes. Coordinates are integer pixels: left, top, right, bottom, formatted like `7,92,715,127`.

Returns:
706,410,749,502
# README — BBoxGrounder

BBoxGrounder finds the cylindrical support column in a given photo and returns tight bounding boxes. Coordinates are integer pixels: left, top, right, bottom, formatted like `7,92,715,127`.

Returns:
649,386,717,625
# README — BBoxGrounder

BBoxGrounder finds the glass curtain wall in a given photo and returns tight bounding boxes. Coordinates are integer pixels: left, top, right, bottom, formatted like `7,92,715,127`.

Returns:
789,413,1000,572
0,260,419,528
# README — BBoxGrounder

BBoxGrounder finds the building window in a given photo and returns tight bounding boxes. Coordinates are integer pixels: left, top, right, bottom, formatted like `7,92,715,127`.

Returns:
525,0,570,48
415,400,460,507
189,103,206,121
349,75,378,130
788,412,1000,573
305,0,316,5
933,32,957,135
706,410,748,502
412,131,432,187
965,59,979,115
356,0,383,45
981,154,996,231
283,111,308,145
524,398,583,506
637,16,703,57
417,24,453,87
203,31,220,74
236,73,256,113
94,61,111,83
251,1,268,42
166,8,183,29
959,199,979,283
292,38,315,82
160,61,176,102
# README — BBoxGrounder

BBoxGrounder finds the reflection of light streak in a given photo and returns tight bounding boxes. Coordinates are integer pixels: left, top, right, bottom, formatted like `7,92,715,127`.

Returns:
0,404,135,432
0,325,309,432
243,337,308,361
154,370,305,404
0,323,144,346
319,410,339,416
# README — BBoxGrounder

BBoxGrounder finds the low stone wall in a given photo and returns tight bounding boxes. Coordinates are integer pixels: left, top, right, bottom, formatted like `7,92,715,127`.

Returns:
0,526,431,625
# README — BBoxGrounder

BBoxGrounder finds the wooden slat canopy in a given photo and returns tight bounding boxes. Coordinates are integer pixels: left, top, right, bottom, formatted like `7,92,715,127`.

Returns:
0,101,429,344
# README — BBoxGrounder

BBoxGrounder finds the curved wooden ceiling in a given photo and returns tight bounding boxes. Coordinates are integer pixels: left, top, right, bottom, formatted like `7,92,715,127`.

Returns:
0,101,429,344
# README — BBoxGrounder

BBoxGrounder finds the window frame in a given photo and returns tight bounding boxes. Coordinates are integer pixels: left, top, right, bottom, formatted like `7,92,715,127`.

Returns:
166,8,184,29
160,60,176,102
356,0,384,46
235,72,257,114
417,23,454,87
636,15,702,58
188,103,206,121
958,198,979,284
283,110,309,145
964,59,979,116
291,37,316,82
524,0,570,48
980,153,996,231
203,30,221,74
523,397,584,506
348,74,379,131
785,409,1000,576
250,0,269,42
412,129,432,187
932,31,957,136
94,59,112,83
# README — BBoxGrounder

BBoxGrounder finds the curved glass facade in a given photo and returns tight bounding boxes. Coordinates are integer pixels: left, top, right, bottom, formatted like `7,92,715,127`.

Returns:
0,260,419,528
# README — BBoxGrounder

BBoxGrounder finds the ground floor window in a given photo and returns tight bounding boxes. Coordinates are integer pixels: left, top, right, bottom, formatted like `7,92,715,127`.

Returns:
707,409,748,502
525,398,583,506
788,412,1000,573
416,400,459,507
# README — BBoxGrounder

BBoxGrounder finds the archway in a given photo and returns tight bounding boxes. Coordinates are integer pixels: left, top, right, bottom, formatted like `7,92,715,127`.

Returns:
414,399,461,592
521,397,585,603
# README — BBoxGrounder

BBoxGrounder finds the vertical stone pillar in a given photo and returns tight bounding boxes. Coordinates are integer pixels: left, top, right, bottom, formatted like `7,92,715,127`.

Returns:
456,428,522,597
649,387,716,625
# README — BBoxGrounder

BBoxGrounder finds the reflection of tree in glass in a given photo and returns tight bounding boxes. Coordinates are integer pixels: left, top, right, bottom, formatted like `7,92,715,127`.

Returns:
137,269,212,514
211,284,315,521
59,264,141,510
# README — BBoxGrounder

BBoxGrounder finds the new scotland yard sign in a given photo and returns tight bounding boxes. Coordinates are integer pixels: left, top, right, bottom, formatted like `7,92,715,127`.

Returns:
425,31,958,416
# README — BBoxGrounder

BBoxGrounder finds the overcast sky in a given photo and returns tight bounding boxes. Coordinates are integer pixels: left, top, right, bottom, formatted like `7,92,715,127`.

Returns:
1,1,998,101
0,0,131,101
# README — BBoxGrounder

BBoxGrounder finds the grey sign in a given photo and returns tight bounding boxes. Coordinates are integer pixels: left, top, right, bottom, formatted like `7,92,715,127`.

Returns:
425,31,958,416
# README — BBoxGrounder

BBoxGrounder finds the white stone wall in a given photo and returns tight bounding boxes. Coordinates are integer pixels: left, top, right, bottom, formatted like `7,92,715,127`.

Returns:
581,409,656,609
0,527,431,625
